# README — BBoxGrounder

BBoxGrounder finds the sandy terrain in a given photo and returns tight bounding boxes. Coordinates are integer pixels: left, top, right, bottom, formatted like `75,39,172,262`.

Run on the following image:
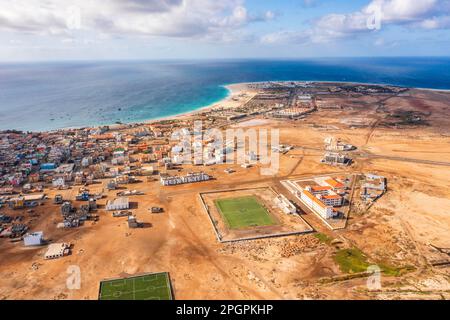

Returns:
0,84,449,300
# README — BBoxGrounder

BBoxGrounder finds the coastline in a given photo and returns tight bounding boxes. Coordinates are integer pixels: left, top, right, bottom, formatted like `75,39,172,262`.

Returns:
105,83,257,130
5,80,450,133
145,83,256,121
140,80,450,126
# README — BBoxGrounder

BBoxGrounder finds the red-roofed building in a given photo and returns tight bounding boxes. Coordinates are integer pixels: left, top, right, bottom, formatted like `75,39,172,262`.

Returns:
325,178,346,193
300,190,335,219
305,185,330,194
321,194,343,207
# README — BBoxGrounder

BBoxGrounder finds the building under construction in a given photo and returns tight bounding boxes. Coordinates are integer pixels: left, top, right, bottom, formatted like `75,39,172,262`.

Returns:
324,137,356,152
106,197,130,211
160,172,211,186
322,152,352,166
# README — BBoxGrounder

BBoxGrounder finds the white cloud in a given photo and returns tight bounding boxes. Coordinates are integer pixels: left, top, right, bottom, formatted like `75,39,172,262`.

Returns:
364,0,441,23
261,30,310,44
0,0,273,40
419,15,450,29
262,0,450,44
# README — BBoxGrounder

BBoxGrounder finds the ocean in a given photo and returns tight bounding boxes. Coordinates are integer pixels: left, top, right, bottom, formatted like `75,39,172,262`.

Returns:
0,57,449,132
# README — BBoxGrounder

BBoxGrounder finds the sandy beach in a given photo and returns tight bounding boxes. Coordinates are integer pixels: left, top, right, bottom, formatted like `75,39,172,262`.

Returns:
110,80,450,130
141,83,257,124
40,80,450,133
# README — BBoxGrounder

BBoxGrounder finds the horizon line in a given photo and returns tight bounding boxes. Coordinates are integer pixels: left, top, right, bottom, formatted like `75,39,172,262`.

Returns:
1,55,450,65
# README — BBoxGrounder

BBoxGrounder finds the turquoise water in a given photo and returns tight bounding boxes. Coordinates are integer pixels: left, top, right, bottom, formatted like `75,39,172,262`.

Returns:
0,58,449,131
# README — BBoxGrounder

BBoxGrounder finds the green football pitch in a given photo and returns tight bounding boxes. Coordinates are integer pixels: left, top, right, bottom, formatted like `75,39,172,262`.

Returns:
99,272,172,300
215,196,276,229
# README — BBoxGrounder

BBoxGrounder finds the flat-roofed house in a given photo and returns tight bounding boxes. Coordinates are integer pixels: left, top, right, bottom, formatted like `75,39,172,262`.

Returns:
274,194,297,214
106,197,129,211
45,243,71,260
23,231,44,246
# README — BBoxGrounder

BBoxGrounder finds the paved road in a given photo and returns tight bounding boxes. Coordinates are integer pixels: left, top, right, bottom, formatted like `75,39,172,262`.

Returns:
293,146,450,167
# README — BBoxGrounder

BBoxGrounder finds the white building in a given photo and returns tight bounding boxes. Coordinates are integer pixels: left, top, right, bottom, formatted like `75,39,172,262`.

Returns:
172,145,183,154
140,166,154,176
297,94,312,102
160,172,211,186
45,243,71,260
106,197,130,211
304,185,343,207
305,185,332,196
172,154,185,164
324,137,355,151
52,177,66,188
81,157,92,167
274,195,297,214
111,156,125,165
23,231,44,246
299,190,335,220
322,152,352,166
248,151,258,162
319,194,343,207
193,157,203,166
364,174,386,191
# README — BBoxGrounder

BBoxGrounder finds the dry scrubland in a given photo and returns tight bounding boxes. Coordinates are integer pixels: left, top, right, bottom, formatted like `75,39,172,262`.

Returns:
0,86,449,300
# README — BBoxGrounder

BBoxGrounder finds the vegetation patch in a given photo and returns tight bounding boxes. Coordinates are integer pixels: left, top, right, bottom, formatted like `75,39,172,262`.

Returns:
334,247,416,276
377,263,416,277
314,233,333,244
334,248,371,274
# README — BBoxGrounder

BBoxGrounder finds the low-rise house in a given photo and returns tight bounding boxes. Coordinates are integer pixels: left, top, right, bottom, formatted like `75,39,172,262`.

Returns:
45,243,71,260
128,215,143,228
11,224,28,237
106,197,129,211
151,207,164,214
322,152,352,166
23,231,44,246
52,177,66,188
61,202,73,216
160,172,210,186
274,195,297,214
8,194,45,209
0,214,12,223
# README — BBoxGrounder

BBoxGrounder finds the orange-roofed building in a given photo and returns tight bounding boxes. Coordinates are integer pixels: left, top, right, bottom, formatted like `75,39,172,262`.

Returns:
309,185,332,195
321,194,343,207
300,190,335,219
90,134,114,140
325,178,346,193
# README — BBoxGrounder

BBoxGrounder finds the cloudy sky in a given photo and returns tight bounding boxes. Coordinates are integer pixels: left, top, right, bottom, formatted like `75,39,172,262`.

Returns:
1,0,449,61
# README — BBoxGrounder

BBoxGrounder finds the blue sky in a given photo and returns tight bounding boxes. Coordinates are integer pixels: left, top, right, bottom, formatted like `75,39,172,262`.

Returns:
0,0,449,61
